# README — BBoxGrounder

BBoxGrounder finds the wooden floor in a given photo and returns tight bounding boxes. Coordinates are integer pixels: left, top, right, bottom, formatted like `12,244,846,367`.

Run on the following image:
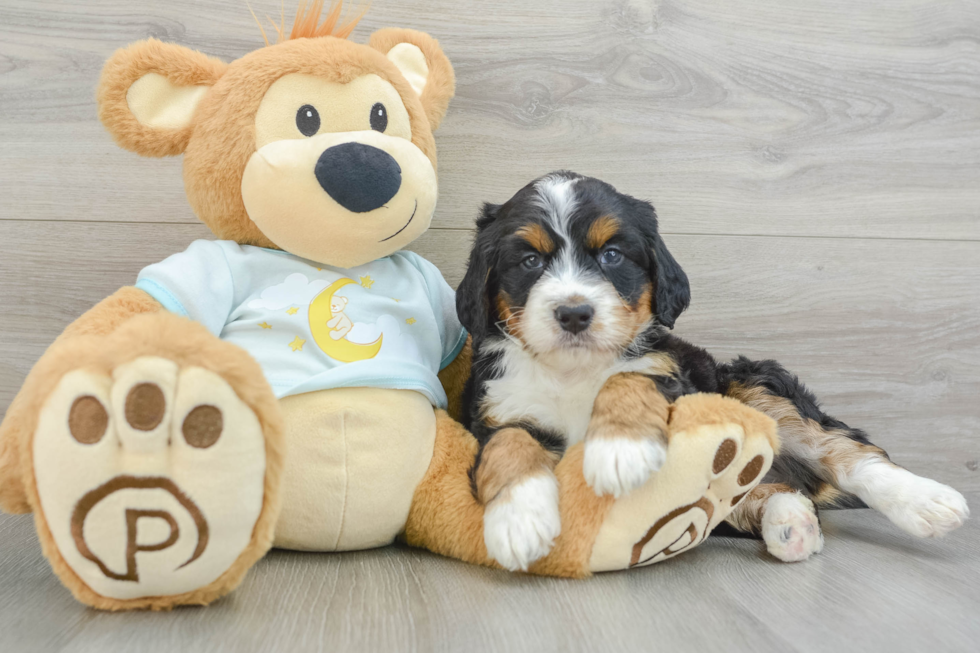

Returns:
0,0,978,651
3,502,979,653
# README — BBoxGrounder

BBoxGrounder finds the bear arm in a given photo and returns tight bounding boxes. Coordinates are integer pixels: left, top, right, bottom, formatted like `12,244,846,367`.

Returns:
59,286,163,340
437,335,472,423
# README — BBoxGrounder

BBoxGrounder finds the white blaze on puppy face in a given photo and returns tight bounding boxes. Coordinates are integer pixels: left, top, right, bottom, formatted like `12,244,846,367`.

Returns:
518,175,634,356
242,73,437,268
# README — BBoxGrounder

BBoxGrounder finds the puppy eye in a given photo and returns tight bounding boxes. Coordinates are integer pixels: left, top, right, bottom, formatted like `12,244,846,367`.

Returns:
370,103,388,133
296,105,320,137
522,253,543,270
600,248,623,266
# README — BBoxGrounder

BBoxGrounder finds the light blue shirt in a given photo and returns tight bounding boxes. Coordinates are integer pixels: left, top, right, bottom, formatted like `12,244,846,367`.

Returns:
136,240,466,408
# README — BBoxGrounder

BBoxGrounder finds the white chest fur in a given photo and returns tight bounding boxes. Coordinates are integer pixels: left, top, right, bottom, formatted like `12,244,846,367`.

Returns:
480,342,662,445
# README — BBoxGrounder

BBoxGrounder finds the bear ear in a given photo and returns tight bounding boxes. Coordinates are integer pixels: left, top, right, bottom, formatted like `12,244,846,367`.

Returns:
368,28,455,131
97,38,227,157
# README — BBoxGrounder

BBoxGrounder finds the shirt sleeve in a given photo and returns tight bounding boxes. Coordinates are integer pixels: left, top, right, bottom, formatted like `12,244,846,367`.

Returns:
135,240,235,336
407,253,467,370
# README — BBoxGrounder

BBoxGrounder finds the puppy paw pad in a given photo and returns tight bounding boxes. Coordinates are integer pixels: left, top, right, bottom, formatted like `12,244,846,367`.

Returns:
762,493,823,563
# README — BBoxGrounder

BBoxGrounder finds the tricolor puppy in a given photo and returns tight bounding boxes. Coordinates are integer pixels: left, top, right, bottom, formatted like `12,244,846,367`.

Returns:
457,171,969,571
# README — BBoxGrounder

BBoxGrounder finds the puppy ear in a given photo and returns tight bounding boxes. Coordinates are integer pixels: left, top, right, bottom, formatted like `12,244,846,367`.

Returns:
97,39,226,157
640,203,690,329
369,28,455,131
456,204,500,340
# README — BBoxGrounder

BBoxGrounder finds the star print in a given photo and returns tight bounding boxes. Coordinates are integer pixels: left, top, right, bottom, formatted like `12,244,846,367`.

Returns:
258,322,272,329
360,275,375,289
405,317,417,325
288,336,306,352
286,307,299,315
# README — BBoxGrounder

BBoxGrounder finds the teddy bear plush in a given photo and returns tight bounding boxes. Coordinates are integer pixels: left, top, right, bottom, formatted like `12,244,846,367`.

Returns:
0,2,777,610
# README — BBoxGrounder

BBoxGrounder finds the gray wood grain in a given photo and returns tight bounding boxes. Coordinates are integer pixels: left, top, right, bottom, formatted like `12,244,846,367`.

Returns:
1,0,978,238
0,0,978,650
2,498,979,653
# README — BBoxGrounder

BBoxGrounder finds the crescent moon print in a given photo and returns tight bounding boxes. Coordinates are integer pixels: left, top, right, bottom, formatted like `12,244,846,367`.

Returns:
308,278,383,362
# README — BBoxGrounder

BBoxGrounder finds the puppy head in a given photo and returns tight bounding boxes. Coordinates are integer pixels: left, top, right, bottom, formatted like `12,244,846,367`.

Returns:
457,172,690,356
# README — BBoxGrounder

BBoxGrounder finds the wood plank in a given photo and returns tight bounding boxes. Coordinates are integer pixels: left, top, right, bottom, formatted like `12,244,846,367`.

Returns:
0,220,977,493
1,0,978,238
2,495,978,653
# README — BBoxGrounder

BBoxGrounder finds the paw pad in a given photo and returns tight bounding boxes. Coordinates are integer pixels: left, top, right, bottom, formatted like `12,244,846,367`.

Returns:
69,396,108,444
712,438,738,475
124,382,166,431
738,456,765,486
182,405,223,449
762,492,823,562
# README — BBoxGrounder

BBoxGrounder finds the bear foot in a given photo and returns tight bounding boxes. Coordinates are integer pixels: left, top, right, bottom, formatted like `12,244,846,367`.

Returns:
31,352,274,609
586,393,777,572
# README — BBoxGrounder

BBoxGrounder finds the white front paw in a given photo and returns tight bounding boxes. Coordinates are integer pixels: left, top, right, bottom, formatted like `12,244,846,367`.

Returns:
483,474,561,571
762,492,824,562
583,437,666,498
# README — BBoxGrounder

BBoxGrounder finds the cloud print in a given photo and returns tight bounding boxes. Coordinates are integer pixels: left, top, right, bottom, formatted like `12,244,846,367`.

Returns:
347,315,423,364
247,273,327,311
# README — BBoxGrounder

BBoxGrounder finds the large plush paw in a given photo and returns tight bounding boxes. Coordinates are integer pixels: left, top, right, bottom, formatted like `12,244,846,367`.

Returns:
583,437,666,498
855,462,970,538
483,474,561,571
586,393,776,572
32,356,269,605
761,492,824,562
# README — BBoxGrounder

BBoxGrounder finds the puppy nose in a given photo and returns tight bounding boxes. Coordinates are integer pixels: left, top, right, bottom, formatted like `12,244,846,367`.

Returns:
314,142,402,213
555,304,594,334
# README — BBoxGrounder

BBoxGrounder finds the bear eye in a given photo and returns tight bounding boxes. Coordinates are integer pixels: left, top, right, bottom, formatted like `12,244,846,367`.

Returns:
370,102,388,133
296,104,320,137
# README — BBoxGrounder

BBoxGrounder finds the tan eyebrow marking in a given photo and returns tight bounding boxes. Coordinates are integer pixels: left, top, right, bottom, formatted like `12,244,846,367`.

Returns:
587,215,620,249
515,224,555,254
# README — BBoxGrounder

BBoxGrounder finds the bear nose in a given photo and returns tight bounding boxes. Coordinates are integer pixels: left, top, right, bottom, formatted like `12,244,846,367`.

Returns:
555,304,594,334
314,142,402,213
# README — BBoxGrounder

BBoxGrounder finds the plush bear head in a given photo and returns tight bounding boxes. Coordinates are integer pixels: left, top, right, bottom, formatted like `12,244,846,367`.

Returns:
96,2,455,268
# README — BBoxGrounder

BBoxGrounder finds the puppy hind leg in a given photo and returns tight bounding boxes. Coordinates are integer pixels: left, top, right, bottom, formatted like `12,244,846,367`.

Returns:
833,449,969,538
724,358,969,539
725,483,823,562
